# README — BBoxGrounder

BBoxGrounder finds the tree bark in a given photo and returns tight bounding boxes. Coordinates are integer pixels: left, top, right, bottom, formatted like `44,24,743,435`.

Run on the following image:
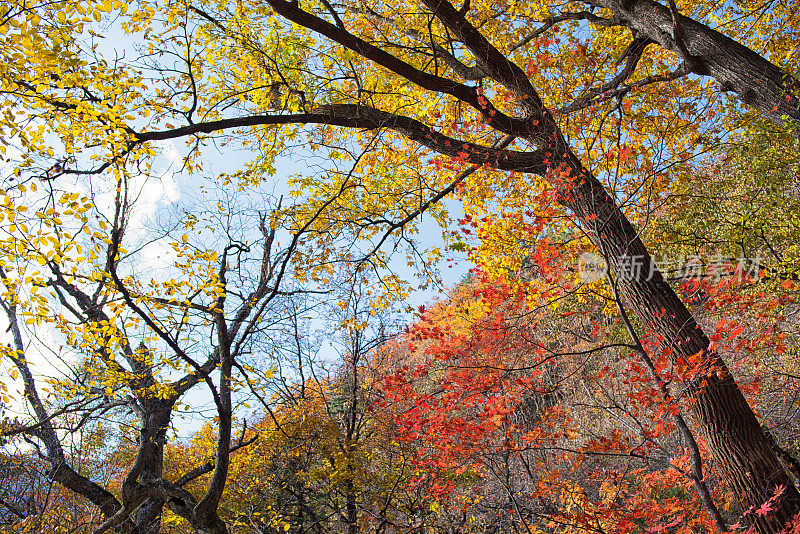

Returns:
586,0,800,134
554,144,800,533
132,401,173,534
416,1,800,529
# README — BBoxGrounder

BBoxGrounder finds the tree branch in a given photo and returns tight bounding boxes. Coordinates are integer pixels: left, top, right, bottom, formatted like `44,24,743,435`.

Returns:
510,11,622,52
134,105,545,172
262,0,528,135
585,0,800,132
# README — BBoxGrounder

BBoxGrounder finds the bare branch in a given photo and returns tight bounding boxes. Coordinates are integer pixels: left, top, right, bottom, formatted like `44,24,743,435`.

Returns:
135,105,545,172
510,11,622,52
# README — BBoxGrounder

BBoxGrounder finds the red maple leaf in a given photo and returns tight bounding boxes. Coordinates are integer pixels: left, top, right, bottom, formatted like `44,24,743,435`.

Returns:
755,500,774,517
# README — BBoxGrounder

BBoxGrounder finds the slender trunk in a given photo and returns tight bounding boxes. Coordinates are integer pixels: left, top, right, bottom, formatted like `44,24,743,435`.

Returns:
345,477,357,534
343,333,360,534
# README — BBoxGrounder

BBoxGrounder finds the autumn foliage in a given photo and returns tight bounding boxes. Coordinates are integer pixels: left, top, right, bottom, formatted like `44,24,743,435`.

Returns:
1,0,800,532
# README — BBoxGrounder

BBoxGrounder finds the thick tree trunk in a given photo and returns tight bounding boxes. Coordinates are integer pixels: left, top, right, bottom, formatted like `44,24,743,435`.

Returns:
412,1,800,529
555,145,800,533
132,402,173,534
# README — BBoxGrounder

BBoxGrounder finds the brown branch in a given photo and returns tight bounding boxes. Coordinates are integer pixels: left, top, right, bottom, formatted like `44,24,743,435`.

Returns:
174,434,258,487
358,134,516,262
419,0,541,106
603,266,729,531
586,0,800,131
135,105,545,172
319,0,345,29
553,38,692,116
557,64,689,115
0,269,127,524
332,2,488,79
45,266,143,391
262,0,528,135
194,247,234,522
510,11,622,52
105,191,224,414
94,479,199,534
666,0,704,73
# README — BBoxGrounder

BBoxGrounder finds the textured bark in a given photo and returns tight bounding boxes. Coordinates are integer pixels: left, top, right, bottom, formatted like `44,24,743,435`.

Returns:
554,145,800,533
131,402,173,534
417,1,800,529
587,0,800,133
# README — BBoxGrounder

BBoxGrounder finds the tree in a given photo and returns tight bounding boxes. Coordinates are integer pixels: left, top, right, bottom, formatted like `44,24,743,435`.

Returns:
155,287,429,534
652,129,800,285
0,177,344,533
2,0,800,532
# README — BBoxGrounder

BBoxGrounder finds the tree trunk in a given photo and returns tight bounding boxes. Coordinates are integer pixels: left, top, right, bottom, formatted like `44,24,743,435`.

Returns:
555,145,800,533
133,401,173,534
345,477,357,534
